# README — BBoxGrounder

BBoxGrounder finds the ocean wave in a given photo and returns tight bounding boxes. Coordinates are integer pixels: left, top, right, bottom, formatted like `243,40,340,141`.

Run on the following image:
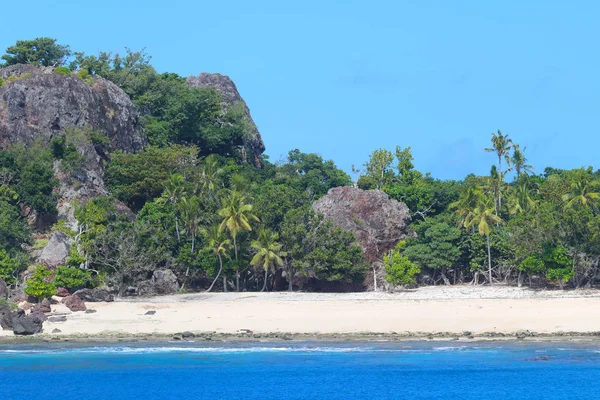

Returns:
0,344,508,355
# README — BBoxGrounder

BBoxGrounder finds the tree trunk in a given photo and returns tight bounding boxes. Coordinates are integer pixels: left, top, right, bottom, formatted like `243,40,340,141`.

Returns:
233,235,240,292
236,272,240,292
517,270,523,288
206,254,223,292
440,269,451,286
261,268,268,292
223,276,228,292
498,156,503,211
288,269,293,291
487,234,493,286
373,265,378,291
175,219,180,242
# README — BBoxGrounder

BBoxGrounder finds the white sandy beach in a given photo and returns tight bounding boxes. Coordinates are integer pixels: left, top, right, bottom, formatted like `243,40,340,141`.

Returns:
3,286,600,337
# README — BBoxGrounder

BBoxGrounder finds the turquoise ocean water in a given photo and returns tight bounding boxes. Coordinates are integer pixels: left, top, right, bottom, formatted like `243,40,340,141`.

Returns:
1,341,600,399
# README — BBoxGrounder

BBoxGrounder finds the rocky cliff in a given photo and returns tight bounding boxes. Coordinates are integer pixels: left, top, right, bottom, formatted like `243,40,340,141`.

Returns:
0,64,146,153
187,73,265,167
312,186,415,289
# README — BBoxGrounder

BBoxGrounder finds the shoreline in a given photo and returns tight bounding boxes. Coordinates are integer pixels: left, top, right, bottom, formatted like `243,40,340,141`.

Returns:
4,287,600,344
3,331,600,345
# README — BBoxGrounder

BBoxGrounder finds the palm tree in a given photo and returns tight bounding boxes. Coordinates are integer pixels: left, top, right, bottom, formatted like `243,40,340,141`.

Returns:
450,185,483,228
179,196,202,290
464,197,504,285
506,144,533,178
196,154,222,195
218,191,260,291
163,174,186,241
179,196,202,253
484,130,513,209
201,225,230,292
251,229,286,292
507,177,538,215
562,170,600,210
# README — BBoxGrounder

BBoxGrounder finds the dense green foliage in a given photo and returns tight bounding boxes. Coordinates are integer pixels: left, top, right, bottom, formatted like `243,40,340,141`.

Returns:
2,37,600,293
24,266,56,301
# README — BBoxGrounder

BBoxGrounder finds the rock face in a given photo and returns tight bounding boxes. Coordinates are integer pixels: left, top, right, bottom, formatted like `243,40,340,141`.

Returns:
137,269,179,296
11,309,43,335
187,73,265,167
0,64,146,152
37,231,72,267
73,288,114,302
312,187,415,289
313,187,414,262
0,278,8,299
63,295,86,312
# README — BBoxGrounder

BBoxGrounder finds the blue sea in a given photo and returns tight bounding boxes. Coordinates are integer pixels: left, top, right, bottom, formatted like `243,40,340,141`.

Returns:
1,341,600,399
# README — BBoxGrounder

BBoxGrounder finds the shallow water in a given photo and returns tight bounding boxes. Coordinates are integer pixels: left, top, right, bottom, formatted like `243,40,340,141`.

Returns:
1,341,599,399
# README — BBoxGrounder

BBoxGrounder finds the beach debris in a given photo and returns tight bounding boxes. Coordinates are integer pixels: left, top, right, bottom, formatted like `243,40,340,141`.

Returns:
74,288,115,302
48,316,67,322
144,310,156,315
11,309,43,335
52,328,62,333
85,309,97,314
63,295,86,312
238,329,253,334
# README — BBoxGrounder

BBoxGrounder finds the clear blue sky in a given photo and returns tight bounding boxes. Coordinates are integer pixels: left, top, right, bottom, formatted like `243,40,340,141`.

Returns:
1,1,598,180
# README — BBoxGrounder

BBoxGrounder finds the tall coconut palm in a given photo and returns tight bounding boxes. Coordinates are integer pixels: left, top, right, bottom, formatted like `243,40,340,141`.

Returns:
450,185,483,228
484,130,513,209
218,191,260,291
179,196,202,253
506,144,533,178
201,225,230,292
464,197,504,285
163,174,186,241
196,154,222,195
507,178,538,215
251,229,286,292
179,196,202,289
562,170,600,210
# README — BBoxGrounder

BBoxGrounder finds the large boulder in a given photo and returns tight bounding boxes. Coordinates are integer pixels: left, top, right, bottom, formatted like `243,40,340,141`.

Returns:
0,64,146,153
73,288,114,302
137,269,179,296
11,309,43,335
187,73,265,167
0,278,8,299
0,304,12,330
37,231,72,267
313,187,415,262
312,187,415,289
63,295,86,312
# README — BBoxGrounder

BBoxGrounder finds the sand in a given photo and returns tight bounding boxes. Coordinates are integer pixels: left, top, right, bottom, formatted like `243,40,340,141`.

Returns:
3,285,600,339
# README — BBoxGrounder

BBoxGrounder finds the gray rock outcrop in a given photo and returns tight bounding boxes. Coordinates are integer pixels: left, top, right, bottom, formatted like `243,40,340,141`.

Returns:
312,186,415,289
38,231,72,267
73,288,114,302
0,304,12,330
137,269,179,296
11,309,43,335
187,73,265,167
0,64,146,152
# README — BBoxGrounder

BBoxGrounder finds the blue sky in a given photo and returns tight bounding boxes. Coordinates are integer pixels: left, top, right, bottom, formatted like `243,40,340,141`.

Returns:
1,0,598,180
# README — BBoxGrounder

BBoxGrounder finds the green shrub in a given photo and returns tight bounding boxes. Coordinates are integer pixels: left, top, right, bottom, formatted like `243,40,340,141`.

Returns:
52,220,77,238
76,69,94,84
66,246,86,268
384,241,420,286
54,66,71,76
0,298,18,311
24,266,56,301
0,250,26,284
54,266,92,291
0,77,4,88
33,238,49,250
